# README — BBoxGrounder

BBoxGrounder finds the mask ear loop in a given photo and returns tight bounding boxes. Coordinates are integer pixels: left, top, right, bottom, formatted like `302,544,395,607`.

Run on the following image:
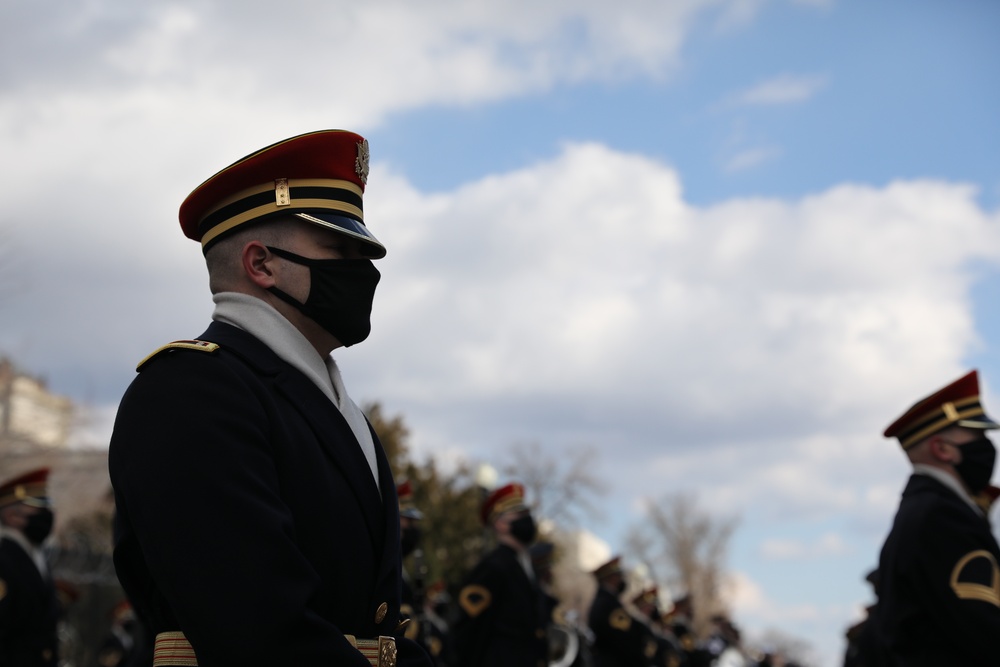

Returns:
263,246,320,317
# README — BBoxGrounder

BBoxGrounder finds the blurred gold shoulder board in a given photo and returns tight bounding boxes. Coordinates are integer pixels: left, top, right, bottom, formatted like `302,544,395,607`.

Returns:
610,608,632,631
459,584,492,617
137,340,220,372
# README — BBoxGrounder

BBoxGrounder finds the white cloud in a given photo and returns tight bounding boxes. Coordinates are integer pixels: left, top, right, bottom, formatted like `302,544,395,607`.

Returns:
724,145,782,171
759,532,853,560
733,74,829,106
20,142,996,515
356,146,997,430
1,0,775,137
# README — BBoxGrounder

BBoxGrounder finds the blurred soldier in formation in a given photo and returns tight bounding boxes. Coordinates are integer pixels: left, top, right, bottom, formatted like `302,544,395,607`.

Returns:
453,482,548,667
0,468,59,667
398,480,427,626
842,569,885,667
661,595,697,666
398,480,453,666
529,541,560,624
876,370,1000,664
530,541,592,667
95,600,142,667
587,556,656,667
632,587,682,667
700,615,747,667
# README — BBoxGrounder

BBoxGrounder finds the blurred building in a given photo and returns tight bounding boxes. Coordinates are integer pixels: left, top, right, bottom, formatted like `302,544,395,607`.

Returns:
0,356,74,452
0,356,111,544
0,357,121,667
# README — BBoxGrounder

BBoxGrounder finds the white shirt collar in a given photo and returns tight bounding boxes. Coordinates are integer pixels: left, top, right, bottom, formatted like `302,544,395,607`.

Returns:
912,463,982,515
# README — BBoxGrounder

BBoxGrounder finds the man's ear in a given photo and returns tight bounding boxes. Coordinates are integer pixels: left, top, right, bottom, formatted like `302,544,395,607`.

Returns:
242,241,277,289
927,436,957,463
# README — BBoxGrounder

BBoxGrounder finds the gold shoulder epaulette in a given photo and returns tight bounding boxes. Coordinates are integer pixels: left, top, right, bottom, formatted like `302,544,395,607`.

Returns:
136,339,220,372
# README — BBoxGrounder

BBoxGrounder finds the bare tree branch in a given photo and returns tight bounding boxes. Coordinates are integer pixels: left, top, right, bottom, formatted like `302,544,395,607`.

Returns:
627,492,738,637
500,442,608,528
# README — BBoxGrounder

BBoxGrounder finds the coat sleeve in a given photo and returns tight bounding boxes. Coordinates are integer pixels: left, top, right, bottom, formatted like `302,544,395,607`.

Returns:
109,351,370,667
909,501,1000,659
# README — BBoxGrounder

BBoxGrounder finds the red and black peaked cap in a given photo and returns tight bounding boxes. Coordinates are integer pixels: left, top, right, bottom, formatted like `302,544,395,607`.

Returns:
884,370,1000,450
178,130,385,258
480,482,528,525
0,467,52,509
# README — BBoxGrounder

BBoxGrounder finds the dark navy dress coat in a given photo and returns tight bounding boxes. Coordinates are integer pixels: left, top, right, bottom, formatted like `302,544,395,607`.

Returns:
875,473,1000,665
0,537,59,667
109,321,429,667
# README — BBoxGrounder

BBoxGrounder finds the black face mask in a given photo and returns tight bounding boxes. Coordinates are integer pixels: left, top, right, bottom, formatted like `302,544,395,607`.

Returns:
509,514,537,546
401,526,422,557
266,246,380,347
23,507,54,545
954,436,997,495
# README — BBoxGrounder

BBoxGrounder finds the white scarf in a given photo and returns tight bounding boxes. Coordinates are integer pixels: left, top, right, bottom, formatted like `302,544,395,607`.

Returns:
212,292,380,493
0,525,49,578
912,464,980,515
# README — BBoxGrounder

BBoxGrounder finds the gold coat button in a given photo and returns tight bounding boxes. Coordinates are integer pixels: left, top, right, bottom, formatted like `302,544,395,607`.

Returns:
375,602,388,624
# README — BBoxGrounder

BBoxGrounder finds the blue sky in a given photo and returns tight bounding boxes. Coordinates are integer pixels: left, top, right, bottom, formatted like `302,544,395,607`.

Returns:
375,0,1000,207
2,1,1000,664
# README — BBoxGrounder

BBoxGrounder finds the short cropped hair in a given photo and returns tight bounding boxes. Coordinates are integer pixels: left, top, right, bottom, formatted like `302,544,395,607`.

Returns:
204,218,290,294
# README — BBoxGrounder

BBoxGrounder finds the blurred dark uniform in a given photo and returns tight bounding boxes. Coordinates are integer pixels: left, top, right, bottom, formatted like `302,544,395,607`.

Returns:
453,483,548,667
632,587,681,667
531,541,591,667
0,468,59,667
842,570,886,667
875,370,1000,665
661,596,696,667
109,131,430,667
95,601,144,667
587,557,654,667
398,481,452,666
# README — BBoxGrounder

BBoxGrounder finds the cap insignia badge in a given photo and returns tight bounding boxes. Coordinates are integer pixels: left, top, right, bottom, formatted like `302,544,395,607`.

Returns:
355,139,370,185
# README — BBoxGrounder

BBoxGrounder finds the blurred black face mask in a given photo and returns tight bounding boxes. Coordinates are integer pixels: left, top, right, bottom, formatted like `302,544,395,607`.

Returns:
266,246,380,347
23,507,54,545
509,514,537,546
954,436,997,495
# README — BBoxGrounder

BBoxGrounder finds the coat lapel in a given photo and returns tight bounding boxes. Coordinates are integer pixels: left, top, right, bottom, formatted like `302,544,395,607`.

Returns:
373,435,402,597
200,322,385,549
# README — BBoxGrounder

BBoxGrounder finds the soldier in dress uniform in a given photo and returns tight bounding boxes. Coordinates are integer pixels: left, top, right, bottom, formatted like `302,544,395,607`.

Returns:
661,595,696,666
632,587,681,667
109,130,431,667
399,480,426,619
452,482,548,667
95,600,141,667
874,370,1000,665
587,556,655,667
398,481,451,666
0,468,59,667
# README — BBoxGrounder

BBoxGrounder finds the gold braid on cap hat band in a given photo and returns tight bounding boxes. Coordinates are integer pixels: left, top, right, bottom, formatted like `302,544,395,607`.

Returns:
198,178,364,248
898,396,985,450
488,496,526,523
